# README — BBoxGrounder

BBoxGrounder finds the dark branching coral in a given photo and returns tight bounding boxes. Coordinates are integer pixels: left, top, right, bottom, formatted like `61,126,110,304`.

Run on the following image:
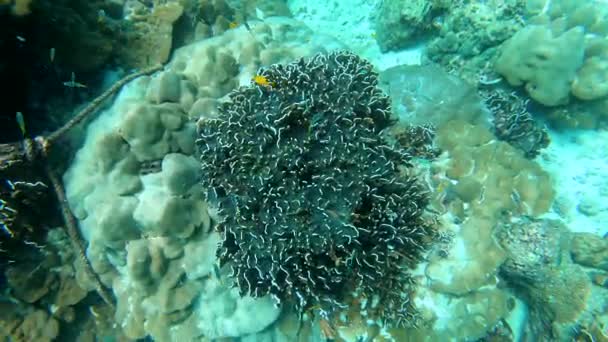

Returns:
482,88,549,158
394,124,440,159
197,51,434,326
0,178,52,281
0,179,50,240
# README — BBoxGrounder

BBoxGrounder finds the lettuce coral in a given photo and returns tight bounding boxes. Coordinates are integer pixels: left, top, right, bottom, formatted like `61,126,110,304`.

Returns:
197,51,435,326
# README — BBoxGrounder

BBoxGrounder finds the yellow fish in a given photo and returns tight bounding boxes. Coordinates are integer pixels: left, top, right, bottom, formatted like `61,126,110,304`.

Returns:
229,21,239,29
253,74,275,88
15,111,26,137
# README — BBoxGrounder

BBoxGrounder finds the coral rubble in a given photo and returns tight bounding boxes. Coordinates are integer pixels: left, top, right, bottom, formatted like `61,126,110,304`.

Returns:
197,51,435,326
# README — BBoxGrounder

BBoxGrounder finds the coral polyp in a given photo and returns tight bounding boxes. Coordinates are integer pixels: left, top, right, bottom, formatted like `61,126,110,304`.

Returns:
197,51,434,326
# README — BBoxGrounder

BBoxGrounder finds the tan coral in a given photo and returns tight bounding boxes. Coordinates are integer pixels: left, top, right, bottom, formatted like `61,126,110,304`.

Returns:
495,25,585,106
572,56,608,100
119,2,184,68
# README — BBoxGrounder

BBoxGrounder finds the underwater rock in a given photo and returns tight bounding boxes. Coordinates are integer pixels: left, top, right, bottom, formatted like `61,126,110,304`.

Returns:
426,0,525,84
497,217,595,339
373,0,440,52
119,1,184,68
497,217,566,281
379,64,486,127
6,263,55,303
571,232,608,271
577,196,602,217
13,310,59,342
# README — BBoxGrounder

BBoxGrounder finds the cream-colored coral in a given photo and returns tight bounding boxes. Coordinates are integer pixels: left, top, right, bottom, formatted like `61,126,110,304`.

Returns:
494,25,585,106
496,0,608,104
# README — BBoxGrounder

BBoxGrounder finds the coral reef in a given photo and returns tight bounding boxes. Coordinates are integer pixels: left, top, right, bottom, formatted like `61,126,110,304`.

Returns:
544,98,608,130
494,24,585,106
480,87,549,158
434,120,554,218
119,1,185,68
496,217,600,340
0,176,58,281
392,124,440,160
197,51,435,326
26,0,120,72
63,17,347,340
571,233,608,271
174,0,292,48
373,0,447,52
0,228,123,341
0,179,50,240
0,0,174,145
426,0,525,84
495,0,608,105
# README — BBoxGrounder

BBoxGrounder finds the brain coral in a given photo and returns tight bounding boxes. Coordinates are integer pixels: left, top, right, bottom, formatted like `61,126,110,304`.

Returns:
197,51,434,326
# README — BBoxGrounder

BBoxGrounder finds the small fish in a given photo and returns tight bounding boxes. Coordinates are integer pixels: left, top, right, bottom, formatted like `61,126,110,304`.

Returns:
432,15,444,29
229,21,239,29
15,35,25,42
15,112,26,137
49,47,55,63
63,72,87,88
97,9,106,24
253,74,275,88
370,32,377,39
255,7,266,21
235,6,263,37
213,263,224,285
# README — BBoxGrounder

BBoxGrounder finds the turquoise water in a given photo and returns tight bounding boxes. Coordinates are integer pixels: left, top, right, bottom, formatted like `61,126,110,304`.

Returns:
1,0,608,341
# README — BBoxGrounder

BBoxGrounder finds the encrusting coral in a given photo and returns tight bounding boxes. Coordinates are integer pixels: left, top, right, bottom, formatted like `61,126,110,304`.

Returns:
197,51,435,327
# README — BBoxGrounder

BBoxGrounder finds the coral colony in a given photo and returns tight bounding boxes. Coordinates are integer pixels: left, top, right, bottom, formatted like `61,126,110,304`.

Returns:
197,51,434,326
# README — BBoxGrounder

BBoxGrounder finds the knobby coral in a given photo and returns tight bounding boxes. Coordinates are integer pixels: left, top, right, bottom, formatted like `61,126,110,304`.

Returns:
197,51,434,326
